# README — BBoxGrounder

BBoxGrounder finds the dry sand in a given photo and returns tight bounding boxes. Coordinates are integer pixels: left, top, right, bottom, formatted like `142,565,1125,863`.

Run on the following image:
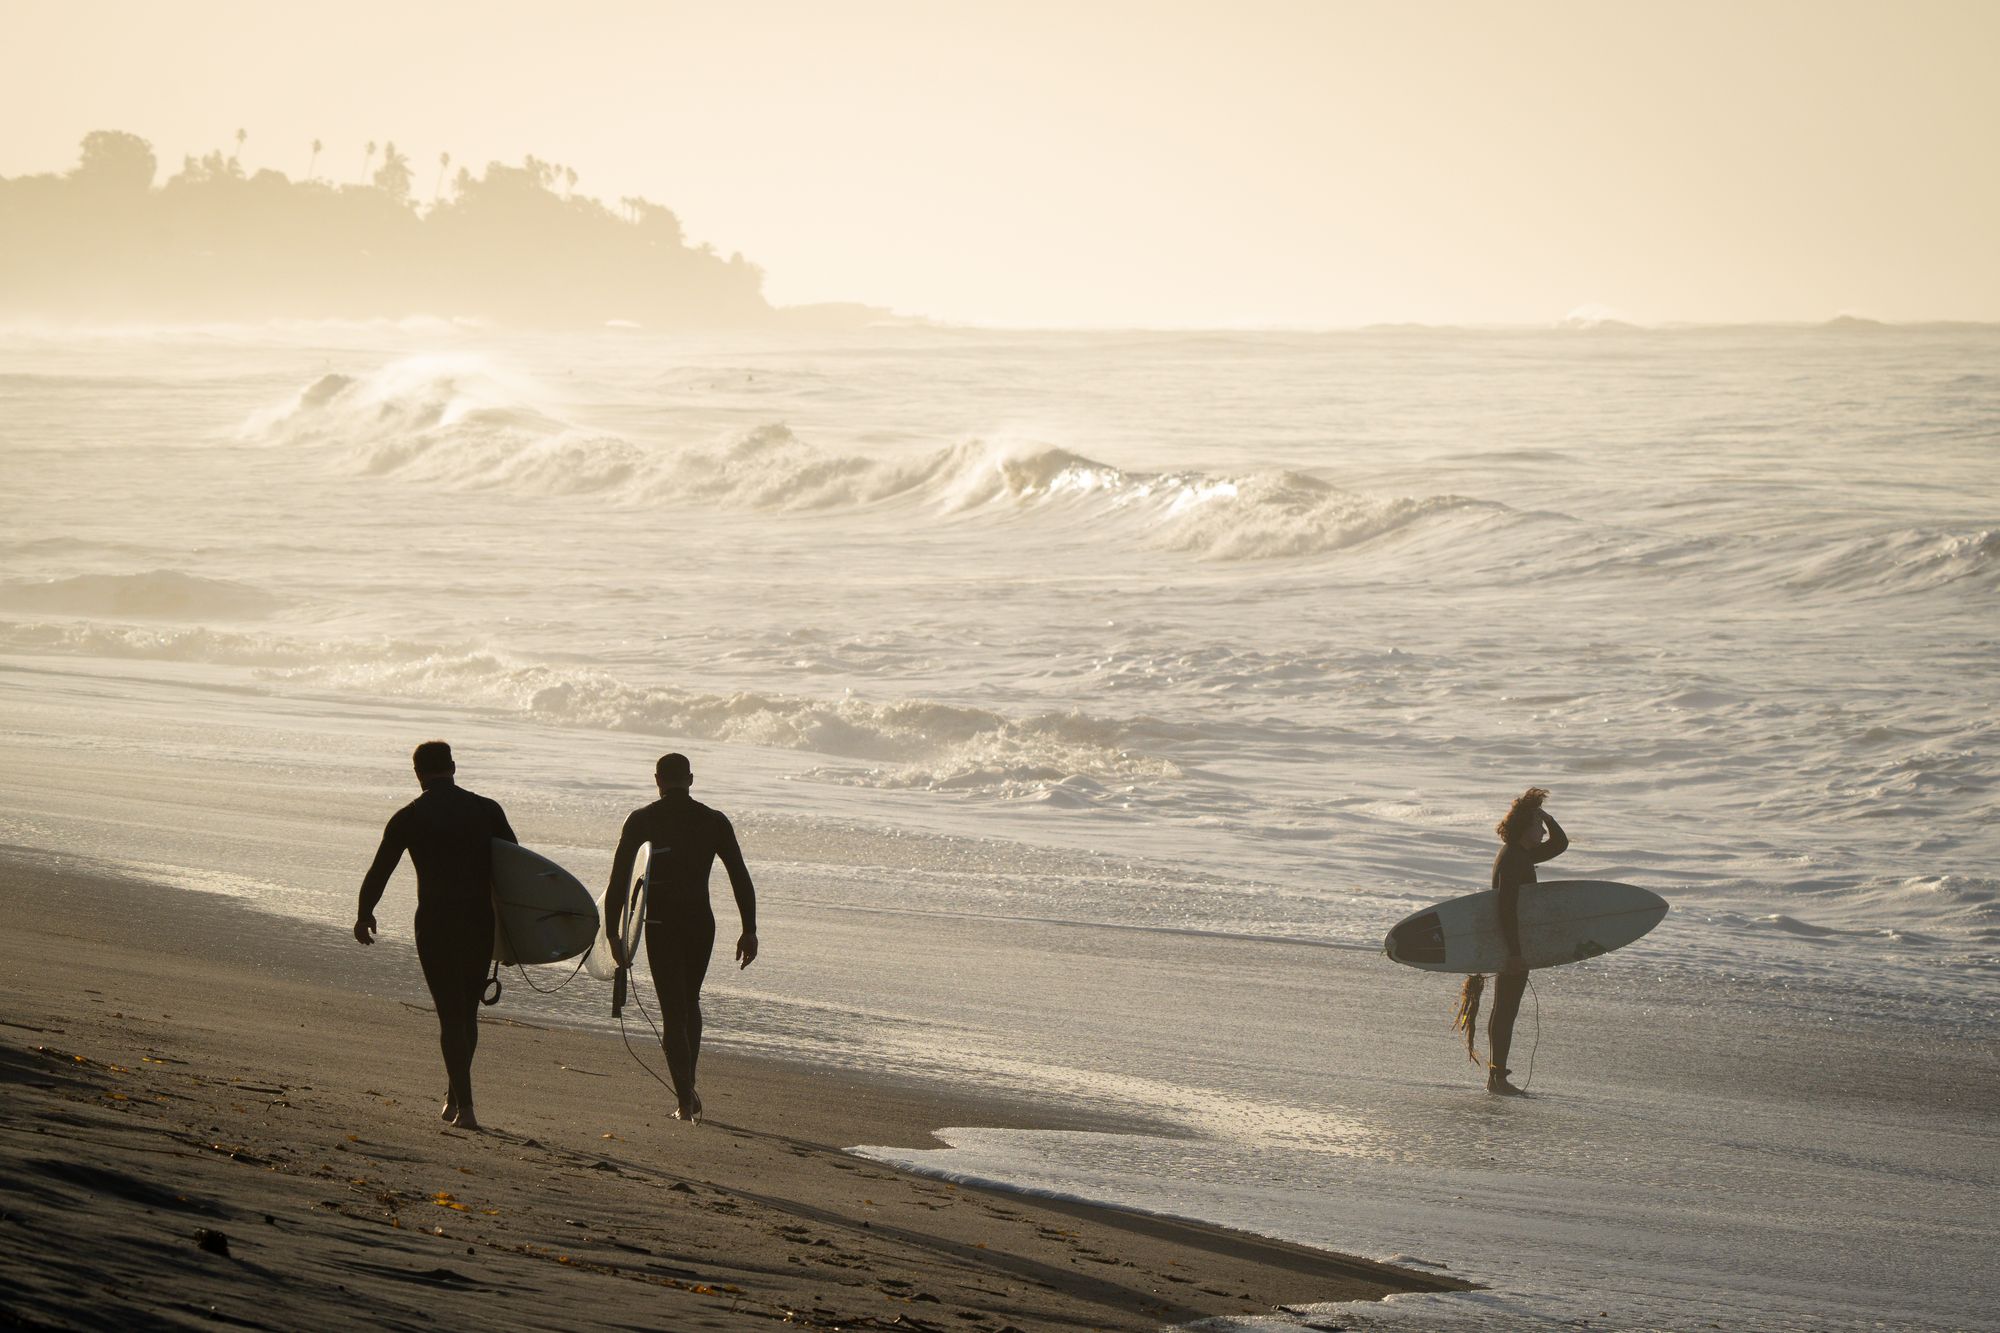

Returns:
0,850,1461,1330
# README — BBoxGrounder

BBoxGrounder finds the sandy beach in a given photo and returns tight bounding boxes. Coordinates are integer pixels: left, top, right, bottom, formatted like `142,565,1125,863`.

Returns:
0,851,1461,1330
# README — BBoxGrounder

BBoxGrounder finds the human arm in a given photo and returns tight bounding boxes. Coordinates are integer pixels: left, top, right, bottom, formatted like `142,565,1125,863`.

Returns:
490,799,518,846
717,815,758,968
354,814,407,944
1533,811,1569,863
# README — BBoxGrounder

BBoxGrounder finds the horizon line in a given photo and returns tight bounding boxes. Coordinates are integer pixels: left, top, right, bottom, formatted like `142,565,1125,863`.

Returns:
4,313,1997,338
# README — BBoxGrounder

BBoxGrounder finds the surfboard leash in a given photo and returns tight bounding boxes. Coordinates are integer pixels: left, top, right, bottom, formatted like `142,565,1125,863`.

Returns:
511,954,590,995
1521,971,1542,1092
487,909,592,1004
603,899,681,1099
619,971,681,1100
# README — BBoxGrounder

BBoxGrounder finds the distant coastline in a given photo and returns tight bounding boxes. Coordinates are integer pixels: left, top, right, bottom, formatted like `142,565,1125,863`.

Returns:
3,133,1992,335
0,131,895,331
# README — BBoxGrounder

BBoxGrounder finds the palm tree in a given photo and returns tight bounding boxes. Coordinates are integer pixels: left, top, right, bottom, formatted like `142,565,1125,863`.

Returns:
308,137,322,180
233,127,247,167
565,166,578,197
374,141,413,201
434,150,451,202
363,139,378,183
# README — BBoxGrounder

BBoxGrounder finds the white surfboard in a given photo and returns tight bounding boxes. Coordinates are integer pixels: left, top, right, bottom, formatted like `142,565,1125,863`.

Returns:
1384,879,1667,974
584,839,649,984
491,839,598,966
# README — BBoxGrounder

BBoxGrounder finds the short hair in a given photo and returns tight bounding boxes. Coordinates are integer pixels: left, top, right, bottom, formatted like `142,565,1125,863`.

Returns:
656,752,692,784
412,740,455,775
1496,786,1549,844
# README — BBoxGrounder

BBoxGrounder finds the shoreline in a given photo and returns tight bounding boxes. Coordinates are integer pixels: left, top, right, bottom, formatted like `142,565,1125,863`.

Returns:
0,848,1465,1330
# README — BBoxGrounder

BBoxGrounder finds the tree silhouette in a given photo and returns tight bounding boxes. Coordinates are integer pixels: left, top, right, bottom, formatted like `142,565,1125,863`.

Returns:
71,130,157,192
374,142,413,203
0,130,800,328
233,127,247,167
363,139,377,183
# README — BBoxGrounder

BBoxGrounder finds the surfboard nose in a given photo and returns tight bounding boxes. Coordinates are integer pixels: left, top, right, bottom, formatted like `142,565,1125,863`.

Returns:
1385,910,1446,965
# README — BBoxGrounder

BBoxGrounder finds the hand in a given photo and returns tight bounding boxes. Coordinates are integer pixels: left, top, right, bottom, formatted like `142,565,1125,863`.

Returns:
353,914,377,945
736,932,758,969
1503,952,1526,976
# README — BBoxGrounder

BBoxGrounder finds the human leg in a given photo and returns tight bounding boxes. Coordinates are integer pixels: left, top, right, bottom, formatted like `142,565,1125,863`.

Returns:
417,913,490,1125
1486,969,1528,1093
645,903,716,1115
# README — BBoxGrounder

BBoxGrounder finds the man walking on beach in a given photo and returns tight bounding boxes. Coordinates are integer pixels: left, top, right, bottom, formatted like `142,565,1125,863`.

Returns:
353,740,516,1130
603,752,758,1124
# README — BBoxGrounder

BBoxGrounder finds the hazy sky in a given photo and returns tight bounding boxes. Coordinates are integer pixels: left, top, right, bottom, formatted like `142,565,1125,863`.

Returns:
5,0,1995,327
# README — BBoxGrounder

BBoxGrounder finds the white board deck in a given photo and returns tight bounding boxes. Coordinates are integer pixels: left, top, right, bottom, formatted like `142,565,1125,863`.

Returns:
491,839,598,966
584,839,650,983
1384,879,1668,974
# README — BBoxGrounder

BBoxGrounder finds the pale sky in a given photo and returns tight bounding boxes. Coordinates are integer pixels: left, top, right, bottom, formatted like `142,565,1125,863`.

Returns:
5,0,1996,327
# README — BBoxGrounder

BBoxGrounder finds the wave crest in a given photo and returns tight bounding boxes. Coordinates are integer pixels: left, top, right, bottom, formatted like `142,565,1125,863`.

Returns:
246,360,1510,562
1788,528,2000,594
0,571,283,620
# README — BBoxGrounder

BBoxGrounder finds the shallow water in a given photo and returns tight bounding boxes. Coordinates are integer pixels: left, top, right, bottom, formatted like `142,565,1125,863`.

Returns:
2,323,1995,1329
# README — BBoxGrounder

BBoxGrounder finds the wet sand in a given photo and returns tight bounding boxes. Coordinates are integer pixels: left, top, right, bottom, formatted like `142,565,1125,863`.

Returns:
0,850,1462,1330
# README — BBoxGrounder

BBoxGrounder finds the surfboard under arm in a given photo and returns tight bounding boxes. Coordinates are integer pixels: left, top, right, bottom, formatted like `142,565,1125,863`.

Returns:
1384,880,1668,974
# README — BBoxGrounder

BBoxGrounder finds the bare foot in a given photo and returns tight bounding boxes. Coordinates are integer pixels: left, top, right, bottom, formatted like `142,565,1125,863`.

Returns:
673,1092,702,1124
448,1106,482,1131
440,1099,457,1123
1485,1067,1527,1097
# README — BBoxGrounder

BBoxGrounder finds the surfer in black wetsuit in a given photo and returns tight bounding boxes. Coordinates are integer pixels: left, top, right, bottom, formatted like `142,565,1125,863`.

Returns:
603,752,758,1124
353,741,516,1130
1454,786,1568,1095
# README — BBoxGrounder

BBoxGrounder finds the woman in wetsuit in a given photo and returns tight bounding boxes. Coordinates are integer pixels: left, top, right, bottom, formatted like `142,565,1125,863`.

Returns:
1454,786,1568,1095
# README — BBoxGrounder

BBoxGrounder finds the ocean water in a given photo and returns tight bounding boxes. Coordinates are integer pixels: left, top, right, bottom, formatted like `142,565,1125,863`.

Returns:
2,323,1995,1330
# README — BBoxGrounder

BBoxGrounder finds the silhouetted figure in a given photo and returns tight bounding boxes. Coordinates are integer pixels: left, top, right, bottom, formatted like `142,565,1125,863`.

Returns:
603,753,758,1123
1452,786,1569,1095
353,741,516,1129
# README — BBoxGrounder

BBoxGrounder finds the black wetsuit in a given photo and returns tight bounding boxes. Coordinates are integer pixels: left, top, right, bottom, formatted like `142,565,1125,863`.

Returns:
605,793,756,1107
1489,813,1568,1074
359,780,516,1098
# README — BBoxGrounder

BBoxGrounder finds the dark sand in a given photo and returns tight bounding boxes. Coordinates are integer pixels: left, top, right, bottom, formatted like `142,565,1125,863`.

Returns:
0,852,1462,1330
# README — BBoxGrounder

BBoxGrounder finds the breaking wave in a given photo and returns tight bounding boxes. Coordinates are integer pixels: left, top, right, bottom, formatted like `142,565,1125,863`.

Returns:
1785,528,2000,594
276,652,1182,792
249,359,644,495
247,359,1507,561
242,359,2000,589
0,617,1180,796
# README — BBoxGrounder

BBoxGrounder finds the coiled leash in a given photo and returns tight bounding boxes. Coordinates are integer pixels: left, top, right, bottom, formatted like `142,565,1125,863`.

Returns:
483,912,592,1006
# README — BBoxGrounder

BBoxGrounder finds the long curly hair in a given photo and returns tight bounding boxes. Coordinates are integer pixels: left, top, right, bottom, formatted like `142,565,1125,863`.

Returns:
1495,786,1551,845
1452,974,1485,1064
